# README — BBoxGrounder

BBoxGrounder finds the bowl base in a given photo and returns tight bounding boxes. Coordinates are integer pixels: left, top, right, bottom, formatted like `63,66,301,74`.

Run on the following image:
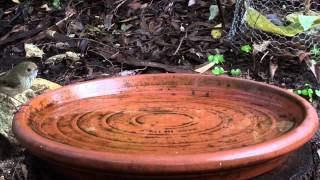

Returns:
42,155,288,180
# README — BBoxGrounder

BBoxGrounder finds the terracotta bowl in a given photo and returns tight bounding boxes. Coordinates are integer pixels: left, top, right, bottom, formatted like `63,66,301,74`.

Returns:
13,74,318,179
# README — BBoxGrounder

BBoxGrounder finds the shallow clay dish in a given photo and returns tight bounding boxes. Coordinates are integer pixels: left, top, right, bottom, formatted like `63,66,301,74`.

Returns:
14,74,318,179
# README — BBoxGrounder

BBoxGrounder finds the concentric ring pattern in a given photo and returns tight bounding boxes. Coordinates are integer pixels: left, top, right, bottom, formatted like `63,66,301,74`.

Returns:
28,88,297,155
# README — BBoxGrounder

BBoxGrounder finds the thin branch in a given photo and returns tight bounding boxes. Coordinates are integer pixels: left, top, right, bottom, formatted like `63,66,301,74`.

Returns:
216,0,226,29
88,49,114,66
260,51,270,63
111,0,127,14
305,0,311,14
173,32,187,55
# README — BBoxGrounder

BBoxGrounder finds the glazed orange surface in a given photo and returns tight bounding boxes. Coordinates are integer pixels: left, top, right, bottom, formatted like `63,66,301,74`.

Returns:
28,89,297,154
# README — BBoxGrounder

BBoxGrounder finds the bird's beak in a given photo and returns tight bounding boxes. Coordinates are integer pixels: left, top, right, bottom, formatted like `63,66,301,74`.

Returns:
32,70,38,78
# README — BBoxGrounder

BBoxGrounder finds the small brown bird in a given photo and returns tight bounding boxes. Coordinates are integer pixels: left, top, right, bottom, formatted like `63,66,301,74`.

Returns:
0,61,38,97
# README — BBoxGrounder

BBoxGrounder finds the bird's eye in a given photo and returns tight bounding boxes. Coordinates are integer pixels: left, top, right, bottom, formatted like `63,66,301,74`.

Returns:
27,68,32,72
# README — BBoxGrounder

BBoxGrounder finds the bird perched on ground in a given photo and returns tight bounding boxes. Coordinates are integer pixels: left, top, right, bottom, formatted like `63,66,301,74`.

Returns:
0,61,38,97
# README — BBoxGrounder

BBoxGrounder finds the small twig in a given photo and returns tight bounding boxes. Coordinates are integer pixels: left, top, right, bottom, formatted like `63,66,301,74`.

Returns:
110,51,120,58
88,49,114,66
25,12,75,43
0,25,22,42
72,37,115,49
134,67,148,72
0,26,47,46
114,54,194,73
111,0,127,14
305,0,311,14
260,51,270,63
216,0,226,29
269,56,277,81
149,0,154,6
173,32,187,55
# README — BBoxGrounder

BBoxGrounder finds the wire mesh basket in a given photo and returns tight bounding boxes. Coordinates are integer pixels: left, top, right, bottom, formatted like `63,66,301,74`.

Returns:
228,0,320,58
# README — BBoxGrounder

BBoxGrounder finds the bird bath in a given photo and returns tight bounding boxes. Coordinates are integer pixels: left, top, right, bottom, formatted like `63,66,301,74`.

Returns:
13,74,318,179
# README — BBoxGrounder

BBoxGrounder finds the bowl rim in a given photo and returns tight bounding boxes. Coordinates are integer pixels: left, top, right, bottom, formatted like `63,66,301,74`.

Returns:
13,73,319,174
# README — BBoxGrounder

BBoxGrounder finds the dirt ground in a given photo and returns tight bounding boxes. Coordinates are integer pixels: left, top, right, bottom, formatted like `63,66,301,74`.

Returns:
0,0,319,179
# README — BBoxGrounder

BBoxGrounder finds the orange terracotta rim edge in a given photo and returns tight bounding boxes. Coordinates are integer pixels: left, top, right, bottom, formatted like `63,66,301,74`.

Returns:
13,74,319,174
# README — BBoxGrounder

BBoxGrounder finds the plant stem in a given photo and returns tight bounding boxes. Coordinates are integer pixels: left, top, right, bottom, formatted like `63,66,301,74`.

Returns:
216,0,226,30
305,0,311,14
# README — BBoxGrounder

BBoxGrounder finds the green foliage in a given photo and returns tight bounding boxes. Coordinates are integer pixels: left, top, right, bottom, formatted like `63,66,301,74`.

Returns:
211,67,225,75
208,55,214,62
245,7,320,37
315,89,320,97
298,15,318,31
208,54,224,64
310,45,320,65
52,0,61,9
294,85,314,102
240,44,252,53
230,69,241,77
311,45,320,57
209,5,219,21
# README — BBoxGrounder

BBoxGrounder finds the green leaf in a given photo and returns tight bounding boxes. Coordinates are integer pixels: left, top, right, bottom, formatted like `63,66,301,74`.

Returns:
209,5,219,21
310,60,318,65
315,89,320,97
311,45,320,56
241,44,252,53
295,88,314,102
298,15,319,31
301,89,309,96
297,90,302,95
208,55,214,62
231,68,241,77
52,0,61,9
120,24,132,32
211,67,225,75
245,7,306,37
308,89,314,102
208,54,224,64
